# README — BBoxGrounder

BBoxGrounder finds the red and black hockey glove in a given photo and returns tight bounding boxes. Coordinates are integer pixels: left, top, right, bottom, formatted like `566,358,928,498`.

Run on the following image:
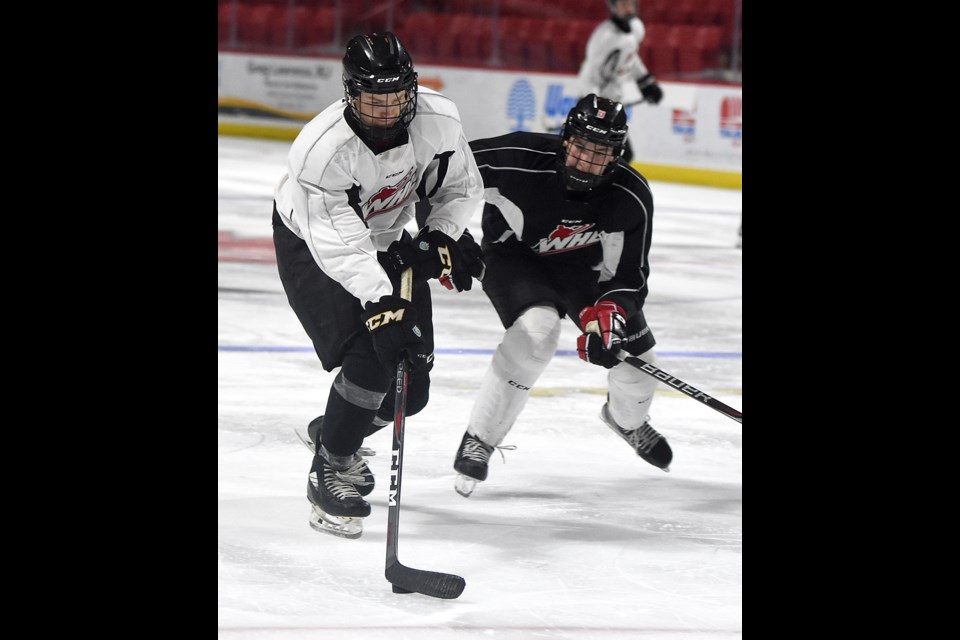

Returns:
416,227,473,292
383,227,473,292
576,301,626,369
361,295,428,369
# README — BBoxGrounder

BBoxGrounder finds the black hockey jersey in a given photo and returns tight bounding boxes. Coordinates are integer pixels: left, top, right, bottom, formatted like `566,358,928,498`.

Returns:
470,131,654,317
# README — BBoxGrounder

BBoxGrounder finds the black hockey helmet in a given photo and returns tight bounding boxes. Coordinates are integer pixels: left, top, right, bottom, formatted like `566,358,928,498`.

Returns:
342,32,418,142
606,0,638,15
559,94,629,192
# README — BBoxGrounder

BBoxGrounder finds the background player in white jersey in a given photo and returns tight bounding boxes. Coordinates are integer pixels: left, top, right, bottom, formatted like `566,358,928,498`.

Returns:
271,32,484,536
452,95,672,497
577,0,663,163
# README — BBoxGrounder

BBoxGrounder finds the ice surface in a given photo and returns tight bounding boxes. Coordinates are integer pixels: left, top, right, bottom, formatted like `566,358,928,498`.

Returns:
219,135,742,639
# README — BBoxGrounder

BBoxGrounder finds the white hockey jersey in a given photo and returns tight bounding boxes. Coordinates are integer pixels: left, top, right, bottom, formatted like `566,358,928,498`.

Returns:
577,16,650,102
274,87,484,307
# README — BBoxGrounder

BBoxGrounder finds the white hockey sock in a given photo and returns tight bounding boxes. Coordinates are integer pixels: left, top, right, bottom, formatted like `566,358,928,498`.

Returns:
607,347,659,429
468,306,561,446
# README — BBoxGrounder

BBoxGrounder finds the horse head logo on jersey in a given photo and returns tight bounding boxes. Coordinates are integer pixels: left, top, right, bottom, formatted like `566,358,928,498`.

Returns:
364,167,417,220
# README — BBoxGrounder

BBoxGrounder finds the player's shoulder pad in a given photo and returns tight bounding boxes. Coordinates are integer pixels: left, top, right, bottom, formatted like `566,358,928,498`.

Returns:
609,161,654,211
415,86,463,122
290,101,357,172
616,161,652,193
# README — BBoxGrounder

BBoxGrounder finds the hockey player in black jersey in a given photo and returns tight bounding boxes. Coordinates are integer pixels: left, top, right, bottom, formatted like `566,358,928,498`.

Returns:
452,94,672,497
271,32,484,536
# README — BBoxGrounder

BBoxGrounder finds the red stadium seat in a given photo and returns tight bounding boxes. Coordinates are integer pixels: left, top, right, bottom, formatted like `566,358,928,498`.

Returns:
661,0,696,25
235,3,280,49
684,25,724,72
302,7,336,51
434,15,462,60
544,19,577,71
218,2,234,47
266,6,295,50
644,23,678,76
523,19,551,69
693,0,730,27
498,17,535,68
399,12,440,60
570,19,598,68
458,16,494,65
419,0,448,12
674,24,702,73
577,0,607,20
639,0,670,24
450,0,487,15
501,0,554,19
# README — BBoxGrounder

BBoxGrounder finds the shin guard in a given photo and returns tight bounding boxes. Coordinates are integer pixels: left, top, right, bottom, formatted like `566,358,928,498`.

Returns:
607,347,659,429
467,306,560,446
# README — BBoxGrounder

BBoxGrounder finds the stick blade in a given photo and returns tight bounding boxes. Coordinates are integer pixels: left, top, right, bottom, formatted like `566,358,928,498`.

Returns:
386,563,466,599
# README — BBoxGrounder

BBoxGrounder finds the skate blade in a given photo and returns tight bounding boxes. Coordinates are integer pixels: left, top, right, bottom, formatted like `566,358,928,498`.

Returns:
294,428,314,452
454,474,478,498
640,455,671,472
294,428,376,456
308,505,364,539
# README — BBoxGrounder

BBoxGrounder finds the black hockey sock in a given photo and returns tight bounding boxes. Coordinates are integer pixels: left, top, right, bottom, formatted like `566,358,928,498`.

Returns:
376,369,431,424
321,384,379,457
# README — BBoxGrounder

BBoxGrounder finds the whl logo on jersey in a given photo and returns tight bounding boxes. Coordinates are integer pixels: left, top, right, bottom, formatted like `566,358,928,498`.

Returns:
364,167,417,220
534,223,600,255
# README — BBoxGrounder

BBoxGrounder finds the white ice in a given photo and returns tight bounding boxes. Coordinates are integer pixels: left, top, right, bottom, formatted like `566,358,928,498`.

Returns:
218,135,742,639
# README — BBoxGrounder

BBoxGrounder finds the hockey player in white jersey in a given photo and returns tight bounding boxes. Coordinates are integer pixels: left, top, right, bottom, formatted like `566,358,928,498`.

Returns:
577,0,663,162
271,32,484,537
452,95,672,498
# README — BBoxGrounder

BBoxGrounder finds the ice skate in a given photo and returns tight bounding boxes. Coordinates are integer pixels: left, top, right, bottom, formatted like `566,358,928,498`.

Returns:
307,446,371,538
600,402,672,471
295,416,375,496
453,431,495,497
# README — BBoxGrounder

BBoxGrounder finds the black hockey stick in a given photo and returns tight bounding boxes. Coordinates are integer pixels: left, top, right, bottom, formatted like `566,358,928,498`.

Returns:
615,351,742,424
385,268,466,599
